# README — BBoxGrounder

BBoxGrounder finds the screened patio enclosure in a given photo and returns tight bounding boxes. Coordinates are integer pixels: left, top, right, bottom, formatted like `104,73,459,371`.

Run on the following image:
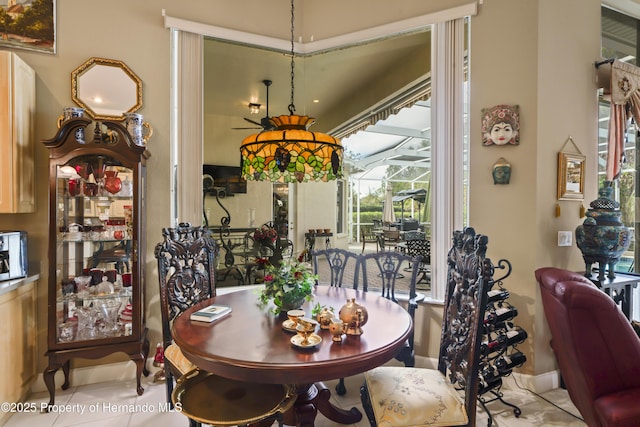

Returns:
331,80,433,243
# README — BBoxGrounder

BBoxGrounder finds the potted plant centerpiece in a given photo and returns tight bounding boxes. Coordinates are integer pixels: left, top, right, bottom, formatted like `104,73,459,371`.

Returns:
258,258,317,315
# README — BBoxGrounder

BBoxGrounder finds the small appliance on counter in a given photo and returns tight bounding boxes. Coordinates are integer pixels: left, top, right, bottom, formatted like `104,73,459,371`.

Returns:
0,231,27,282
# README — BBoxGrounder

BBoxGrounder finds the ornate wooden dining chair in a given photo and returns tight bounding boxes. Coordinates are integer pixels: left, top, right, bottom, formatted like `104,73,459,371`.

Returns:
311,250,421,398
310,247,361,395
155,223,295,427
311,247,360,287
360,227,491,427
356,250,422,368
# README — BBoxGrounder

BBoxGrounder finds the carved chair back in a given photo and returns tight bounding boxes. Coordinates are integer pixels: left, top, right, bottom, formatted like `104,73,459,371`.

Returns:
357,250,422,368
356,250,420,301
438,227,491,425
155,223,218,351
311,248,360,288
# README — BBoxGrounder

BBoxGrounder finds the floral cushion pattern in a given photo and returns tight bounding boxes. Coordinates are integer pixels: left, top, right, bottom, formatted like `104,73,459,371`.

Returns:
365,367,468,427
164,344,196,375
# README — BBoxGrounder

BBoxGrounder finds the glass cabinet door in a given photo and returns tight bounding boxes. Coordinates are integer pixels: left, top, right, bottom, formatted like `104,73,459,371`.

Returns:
55,154,135,343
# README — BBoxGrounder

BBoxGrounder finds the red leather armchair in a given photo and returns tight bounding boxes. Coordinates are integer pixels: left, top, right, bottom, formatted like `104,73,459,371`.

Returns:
535,267,640,427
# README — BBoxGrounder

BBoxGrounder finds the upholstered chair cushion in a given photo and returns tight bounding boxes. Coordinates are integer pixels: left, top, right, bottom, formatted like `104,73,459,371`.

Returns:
164,344,196,375
594,389,640,427
364,366,468,427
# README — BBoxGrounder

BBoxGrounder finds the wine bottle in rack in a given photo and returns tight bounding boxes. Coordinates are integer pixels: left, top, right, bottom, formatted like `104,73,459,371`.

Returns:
494,351,527,374
476,257,526,419
480,363,501,383
480,327,528,355
484,305,518,325
487,288,510,303
484,320,518,333
478,373,503,394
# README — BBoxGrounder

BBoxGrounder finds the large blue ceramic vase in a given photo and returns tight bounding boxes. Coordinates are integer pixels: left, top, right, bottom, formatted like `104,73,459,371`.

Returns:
575,182,632,281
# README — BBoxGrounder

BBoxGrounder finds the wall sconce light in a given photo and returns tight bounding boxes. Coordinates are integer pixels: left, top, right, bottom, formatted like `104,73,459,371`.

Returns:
248,103,261,114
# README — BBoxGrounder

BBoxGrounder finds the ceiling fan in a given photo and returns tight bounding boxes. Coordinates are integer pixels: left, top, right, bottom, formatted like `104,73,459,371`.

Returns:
232,79,275,131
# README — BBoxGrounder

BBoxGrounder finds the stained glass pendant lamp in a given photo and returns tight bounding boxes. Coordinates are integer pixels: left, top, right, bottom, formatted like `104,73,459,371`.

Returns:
240,0,343,183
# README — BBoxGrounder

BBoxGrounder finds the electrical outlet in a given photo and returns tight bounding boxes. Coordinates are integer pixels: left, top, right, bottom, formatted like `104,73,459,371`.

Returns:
558,231,573,247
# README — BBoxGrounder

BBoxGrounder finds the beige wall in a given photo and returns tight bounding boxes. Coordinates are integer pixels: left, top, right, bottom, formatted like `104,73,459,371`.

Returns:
0,0,603,381
470,0,601,376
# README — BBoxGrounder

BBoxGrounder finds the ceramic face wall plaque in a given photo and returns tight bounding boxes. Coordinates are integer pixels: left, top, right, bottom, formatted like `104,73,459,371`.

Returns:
482,104,520,146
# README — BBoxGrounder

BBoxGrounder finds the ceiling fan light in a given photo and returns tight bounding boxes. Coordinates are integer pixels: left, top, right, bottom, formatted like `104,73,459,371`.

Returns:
240,114,343,183
248,102,261,114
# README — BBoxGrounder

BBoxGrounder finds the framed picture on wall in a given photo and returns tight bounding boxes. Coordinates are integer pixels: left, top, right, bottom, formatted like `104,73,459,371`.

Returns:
557,152,585,200
0,0,56,54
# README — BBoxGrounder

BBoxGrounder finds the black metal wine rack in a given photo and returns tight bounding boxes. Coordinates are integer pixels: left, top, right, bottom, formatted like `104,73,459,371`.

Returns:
478,259,527,427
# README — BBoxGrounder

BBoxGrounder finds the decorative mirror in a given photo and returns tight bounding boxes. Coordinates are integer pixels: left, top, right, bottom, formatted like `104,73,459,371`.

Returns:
557,137,585,201
71,57,142,120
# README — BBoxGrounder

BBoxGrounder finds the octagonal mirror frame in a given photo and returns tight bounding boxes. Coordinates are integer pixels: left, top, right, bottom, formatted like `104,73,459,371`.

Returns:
71,57,142,121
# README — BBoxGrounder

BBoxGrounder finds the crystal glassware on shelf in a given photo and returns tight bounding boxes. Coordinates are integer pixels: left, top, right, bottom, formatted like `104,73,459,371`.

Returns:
92,157,107,195
76,305,100,340
57,319,78,343
99,299,122,337
74,276,92,292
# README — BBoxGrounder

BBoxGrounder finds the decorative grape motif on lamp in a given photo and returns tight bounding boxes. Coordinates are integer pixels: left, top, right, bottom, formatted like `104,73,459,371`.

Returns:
240,115,343,183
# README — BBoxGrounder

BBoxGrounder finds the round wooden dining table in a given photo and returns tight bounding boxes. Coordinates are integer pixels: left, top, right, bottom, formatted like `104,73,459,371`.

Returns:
172,285,413,427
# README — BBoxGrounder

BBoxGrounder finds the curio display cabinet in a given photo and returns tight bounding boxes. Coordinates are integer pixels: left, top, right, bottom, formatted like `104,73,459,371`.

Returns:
42,117,150,407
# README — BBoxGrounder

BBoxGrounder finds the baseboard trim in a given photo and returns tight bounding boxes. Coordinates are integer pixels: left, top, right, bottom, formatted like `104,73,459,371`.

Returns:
414,355,561,394
506,368,561,393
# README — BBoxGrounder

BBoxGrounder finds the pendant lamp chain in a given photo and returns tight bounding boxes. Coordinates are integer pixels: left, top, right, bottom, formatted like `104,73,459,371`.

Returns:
239,0,343,183
288,0,296,115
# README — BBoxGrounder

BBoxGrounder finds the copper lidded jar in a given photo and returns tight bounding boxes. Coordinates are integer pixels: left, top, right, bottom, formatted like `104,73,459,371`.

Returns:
338,298,368,336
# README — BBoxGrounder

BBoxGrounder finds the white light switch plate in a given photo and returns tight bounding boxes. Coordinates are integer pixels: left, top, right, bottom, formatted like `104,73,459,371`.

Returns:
557,231,573,247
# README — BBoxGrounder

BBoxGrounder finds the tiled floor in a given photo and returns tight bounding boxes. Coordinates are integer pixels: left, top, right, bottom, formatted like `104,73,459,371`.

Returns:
5,367,586,427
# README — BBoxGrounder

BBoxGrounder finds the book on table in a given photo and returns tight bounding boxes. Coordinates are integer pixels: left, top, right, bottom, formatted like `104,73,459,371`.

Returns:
190,304,232,323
